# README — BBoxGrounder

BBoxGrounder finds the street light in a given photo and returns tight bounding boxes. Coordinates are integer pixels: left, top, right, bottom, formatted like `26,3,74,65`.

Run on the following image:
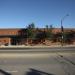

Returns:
61,14,69,46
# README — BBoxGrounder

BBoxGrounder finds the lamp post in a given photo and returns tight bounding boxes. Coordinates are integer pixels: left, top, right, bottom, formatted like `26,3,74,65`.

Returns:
61,14,69,46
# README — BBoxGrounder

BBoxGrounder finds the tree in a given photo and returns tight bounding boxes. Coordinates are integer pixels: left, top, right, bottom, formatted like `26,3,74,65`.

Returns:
52,32,61,42
27,23,35,29
35,30,46,44
45,25,53,41
46,25,48,30
26,23,36,45
49,24,53,32
63,31,75,44
35,25,54,44
17,23,36,45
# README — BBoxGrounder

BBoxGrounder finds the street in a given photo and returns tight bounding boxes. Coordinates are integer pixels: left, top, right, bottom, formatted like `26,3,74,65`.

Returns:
0,47,75,75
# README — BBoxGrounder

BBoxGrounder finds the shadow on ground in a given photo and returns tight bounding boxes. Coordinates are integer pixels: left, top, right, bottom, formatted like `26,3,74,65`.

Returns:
0,68,55,75
26,68,54,75
0,69,11,75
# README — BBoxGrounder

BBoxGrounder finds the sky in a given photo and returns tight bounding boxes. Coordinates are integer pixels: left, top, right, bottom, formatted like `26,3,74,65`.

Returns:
0,0,75,28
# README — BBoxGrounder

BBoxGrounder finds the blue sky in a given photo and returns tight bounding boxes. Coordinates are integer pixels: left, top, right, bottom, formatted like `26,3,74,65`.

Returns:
0,0,75,28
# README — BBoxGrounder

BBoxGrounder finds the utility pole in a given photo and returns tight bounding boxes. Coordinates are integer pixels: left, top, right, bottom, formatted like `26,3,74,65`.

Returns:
61,14,69,46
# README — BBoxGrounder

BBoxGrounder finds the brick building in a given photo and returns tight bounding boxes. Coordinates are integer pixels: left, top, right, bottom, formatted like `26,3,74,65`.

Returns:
0,29,20,45
0,28,75,46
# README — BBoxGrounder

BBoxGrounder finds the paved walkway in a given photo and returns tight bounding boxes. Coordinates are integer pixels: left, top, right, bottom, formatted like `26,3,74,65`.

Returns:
0,44,75,49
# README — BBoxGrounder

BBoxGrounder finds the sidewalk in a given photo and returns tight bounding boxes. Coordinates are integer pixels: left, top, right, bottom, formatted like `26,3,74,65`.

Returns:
0,44,75,49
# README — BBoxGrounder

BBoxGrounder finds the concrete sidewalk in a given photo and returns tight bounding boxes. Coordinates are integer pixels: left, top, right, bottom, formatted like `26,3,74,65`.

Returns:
0,45,75,48
0,44,75,49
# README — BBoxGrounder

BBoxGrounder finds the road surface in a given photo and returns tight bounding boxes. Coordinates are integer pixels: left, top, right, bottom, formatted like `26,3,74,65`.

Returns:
0,47,75,75
0,47,75,53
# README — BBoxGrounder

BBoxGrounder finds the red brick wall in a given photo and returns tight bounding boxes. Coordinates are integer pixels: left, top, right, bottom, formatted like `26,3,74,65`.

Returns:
0,28,75,45
0,37,11,45
0,29,20,35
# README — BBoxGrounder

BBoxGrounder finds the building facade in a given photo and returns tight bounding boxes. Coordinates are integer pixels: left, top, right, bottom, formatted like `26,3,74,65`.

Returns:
0,28,75,46
0,29,20,45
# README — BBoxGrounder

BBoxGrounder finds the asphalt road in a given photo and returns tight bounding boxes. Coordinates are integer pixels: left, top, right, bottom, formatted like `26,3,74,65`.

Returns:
0,47,75,53
0,47,75,75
